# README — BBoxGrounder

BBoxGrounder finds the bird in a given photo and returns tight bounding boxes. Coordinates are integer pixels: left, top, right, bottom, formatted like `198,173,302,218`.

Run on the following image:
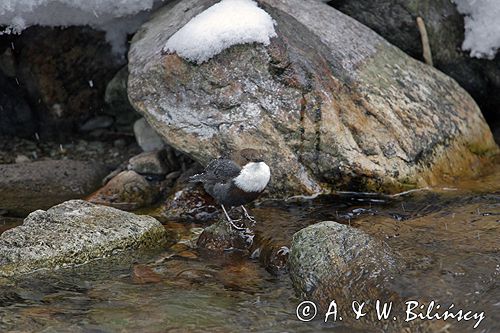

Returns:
189,148,270,230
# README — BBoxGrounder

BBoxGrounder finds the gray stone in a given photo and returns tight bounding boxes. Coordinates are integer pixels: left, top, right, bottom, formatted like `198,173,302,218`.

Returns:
289,221,400,297
14,154,31,164
104,66,140,126
133,118,165,152
0,200,167,277
79,115,114,131
289,221,416,331
127,150,178,176
331,0,500,123
0,160,110,216
128,0,498,196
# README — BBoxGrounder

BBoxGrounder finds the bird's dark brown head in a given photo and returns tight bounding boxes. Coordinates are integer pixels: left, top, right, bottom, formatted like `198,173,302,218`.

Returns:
233,148,265,165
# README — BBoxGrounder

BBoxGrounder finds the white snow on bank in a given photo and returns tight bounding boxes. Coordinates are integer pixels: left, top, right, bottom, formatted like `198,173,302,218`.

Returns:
453,0,500,59
0,0,166,55
164,0,277,64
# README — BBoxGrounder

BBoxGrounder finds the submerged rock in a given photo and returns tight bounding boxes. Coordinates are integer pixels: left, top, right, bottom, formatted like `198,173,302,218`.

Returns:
0,200,167,277
0,160,109,216
289,221,401,303
197,215,254,253
288,221,419,331
128,0,498,196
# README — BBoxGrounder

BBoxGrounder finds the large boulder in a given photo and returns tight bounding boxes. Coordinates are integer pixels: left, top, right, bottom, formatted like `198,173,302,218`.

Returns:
0,200,167,277
330,0,500,125
128,0,498,196
289,221,422,331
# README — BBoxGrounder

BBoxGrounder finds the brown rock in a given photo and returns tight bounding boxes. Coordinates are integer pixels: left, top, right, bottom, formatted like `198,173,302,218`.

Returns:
87,170,160,211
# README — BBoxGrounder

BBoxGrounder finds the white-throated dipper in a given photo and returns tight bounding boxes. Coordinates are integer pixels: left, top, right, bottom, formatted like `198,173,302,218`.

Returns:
190,148,270,230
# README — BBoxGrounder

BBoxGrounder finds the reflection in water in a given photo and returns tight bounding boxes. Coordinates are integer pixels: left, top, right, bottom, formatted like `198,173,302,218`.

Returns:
0,165,499,332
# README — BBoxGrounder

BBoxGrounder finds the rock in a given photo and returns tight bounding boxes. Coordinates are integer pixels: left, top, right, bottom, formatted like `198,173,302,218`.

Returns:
0,160,110,216
15,26,124,138
128,0,498,196
14,154,31,164
159,183,219,222
0,47,16,77
197,216,254,253
127,149,179,176
330,0,500,124
289,221,416,331
0,200,167,277
133,118,165,152
79,115,114,131
104,66,140,128
0,73,36,138
86,170,160,211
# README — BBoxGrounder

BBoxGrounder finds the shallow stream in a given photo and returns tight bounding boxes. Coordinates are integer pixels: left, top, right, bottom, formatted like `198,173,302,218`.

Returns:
0,163,498,333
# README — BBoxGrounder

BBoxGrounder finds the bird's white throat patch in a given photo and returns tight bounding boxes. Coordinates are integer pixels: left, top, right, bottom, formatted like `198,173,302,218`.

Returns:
234,162,270,192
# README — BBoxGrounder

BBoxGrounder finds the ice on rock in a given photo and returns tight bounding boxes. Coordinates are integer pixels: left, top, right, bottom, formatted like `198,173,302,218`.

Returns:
163,0,277,64
453,0,500,59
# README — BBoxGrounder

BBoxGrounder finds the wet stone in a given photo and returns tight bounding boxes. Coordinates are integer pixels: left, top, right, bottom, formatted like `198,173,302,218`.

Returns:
288,221,421,331
87,170,160,211
196,217,254,253
0,159,110,216
0,200,167,277
159,183,219,223
127,149,179,176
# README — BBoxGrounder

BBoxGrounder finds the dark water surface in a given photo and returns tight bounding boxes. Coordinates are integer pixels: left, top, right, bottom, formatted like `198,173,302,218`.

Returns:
0,164,499,332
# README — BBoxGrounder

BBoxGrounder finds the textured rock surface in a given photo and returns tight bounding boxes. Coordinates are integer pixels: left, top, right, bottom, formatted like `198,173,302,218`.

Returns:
197,216,253,253
127,150,178,176
289,221,400,295
289,221,414,331
87,170,160,211
0,160,110,216
128,0,498,196
331,0,500,124
0,200,167,277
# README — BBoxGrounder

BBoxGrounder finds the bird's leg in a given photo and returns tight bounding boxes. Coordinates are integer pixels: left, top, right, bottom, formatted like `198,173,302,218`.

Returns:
241,205,256,224
221,204,245,231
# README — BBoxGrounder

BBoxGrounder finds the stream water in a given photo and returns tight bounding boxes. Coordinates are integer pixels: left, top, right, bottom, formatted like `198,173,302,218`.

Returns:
0,162,498,333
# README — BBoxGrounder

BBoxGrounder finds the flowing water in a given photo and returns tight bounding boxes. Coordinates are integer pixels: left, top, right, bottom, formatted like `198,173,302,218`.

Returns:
0,163,498,332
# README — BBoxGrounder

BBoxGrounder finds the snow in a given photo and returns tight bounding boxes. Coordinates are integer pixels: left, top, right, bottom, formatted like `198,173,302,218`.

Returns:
0,0,166,55
453,0,500,59
163,0,277,64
